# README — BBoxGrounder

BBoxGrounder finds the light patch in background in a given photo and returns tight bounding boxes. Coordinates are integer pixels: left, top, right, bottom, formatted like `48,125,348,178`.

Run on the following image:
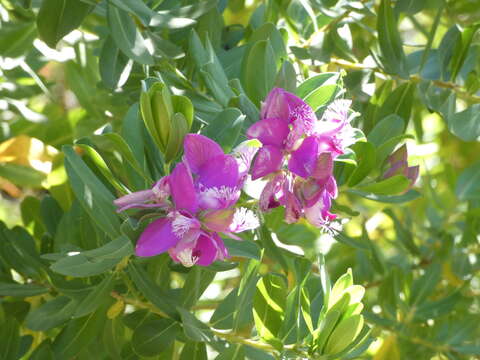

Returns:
271,232,305,256
63,29,99,44
34,39,75,62
243,176,268,200
315,232,336,254
365,212,390,233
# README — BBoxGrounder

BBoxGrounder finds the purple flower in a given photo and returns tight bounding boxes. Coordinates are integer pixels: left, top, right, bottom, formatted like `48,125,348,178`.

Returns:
115,134,259,267
248,88,356,229
384,144,419,189
113,177,170,212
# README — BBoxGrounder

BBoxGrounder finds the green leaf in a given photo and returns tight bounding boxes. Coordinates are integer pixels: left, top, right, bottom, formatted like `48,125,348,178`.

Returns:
456,161,480,201
26,296,77,331
76,144,128,195
410,263,442,305
448,104,480,142
91,132,152,184
180,342,208,360
29,340,54,360
384,208,420,255
50,235,132,277
73,274,115,318
63,145,120,239
347,189,421,203
316,310,341,353
52,302,109,359
189,31,235,106
275,60,297,93
234,259,260,331
210,288,237,330
376,82,416,128
242,40,277,106
0,21,37,58
324,315,364,355
127,262,178,318
178,308,213,342
215,344,245,359
131,318,180,357
355,175,410,195
36,0,93,48
377,0,409,77
107,1,154,65
40,195,63,237
0,282,48,297
0,316,20,360
347,142,376,186
181,267,216,309
202,108,245,152
50,253,119,277
224,238,261,260
253,274,287,344
99,36,132,89
0,163,46,188
296,73,339,99
450,25,479,81
367,114,405,148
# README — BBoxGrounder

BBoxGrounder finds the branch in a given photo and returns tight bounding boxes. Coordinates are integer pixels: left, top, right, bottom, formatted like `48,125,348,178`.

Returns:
323,57,480,103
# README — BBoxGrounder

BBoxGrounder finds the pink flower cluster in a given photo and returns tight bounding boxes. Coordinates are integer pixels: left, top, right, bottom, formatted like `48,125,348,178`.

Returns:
247,88,356,229
115,88,359,266
115,134,259,267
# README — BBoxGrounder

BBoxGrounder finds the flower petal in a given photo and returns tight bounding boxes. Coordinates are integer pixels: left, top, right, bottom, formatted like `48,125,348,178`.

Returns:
229,207,260,233
169,162,198,213
202,209,235,232
304,192,336,228
198,186,240,210
184,134,224,174
198,154,239,189
195,233,221,266
232,139,261,187
311,152,333,180
136,218,179,257
259,173,286,211
114,189,155,212
406,165,419,186
261,88,290,122
246,117,290,147
251,145,283,180
288,136,319,178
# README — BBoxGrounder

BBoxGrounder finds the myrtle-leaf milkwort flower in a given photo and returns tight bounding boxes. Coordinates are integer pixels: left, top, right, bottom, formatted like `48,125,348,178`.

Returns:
247,87,357,230
114,134,259,267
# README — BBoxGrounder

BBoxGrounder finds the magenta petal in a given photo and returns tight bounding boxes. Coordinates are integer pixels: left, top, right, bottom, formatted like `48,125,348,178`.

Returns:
304,192,336,228
198,154,239,188
195,233,219,266
406,165,419,186
184,134,224,174
251,146,283,180
384,161,407,179
312,152,333,180
246,118,290,147
136,218,179,257
114,189,155,212
261,88,290,122
232,140,260,187
169,162,198,213
284,190,302,224
259,173,286,211
288,136,319,178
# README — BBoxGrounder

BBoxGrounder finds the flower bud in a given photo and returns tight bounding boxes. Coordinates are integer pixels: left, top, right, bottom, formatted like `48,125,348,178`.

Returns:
140,81,193,162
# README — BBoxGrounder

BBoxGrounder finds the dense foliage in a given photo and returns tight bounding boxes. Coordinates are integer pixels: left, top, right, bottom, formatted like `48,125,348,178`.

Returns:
0,0,480,359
